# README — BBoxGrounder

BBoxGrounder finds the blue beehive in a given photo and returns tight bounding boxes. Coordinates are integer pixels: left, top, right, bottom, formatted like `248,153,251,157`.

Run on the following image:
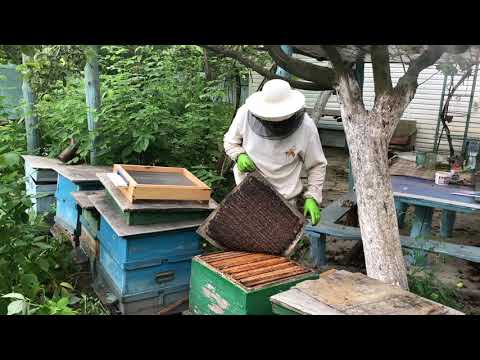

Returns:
90,192,206,311
54,165,110,234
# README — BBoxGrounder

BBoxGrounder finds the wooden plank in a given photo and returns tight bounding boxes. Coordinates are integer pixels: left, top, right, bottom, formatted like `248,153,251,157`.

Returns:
71,190,104,209
22,155,62,169
440,210,456,238
209,253,274,269
410,206,433,238
222,258,289,275
320,191,356,223
201,251,248,262
88,193,203,238
242,268,309,287
55,165,110,183
131,185,211,202
98,172,217,212
270,288,343,315
475,173,480,203
234,263,299,280
294,270,459,315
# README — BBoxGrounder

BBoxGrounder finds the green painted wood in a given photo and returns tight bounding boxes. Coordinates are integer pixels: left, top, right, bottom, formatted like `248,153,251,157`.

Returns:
80,208,100,238
189,258,318,315
271,302,300,315
105,191,209,226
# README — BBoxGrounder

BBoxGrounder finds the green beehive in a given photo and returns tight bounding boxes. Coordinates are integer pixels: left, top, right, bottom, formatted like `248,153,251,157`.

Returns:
189,251,318,315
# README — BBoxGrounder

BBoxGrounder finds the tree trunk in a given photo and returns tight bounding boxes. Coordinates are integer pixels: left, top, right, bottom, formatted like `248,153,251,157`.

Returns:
21,54,40,154
344,115,409,289
84,45,101,165
341,108,409,290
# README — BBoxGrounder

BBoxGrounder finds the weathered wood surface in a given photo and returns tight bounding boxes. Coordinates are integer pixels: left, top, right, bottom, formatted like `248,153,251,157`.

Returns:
21,155,63,169
97,173,218,212
88,193,204,237
71,190,104,209
270,288,343,315
392,176,480,211
277,270,463,315
55,165,110,183
475,173,480,203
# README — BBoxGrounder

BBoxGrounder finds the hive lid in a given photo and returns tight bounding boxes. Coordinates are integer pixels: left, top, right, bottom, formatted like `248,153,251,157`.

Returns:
198,251,314,290
55,165,111,183
97,172,218,213
197,172,305,256
89,193,204,237
21,155,63,169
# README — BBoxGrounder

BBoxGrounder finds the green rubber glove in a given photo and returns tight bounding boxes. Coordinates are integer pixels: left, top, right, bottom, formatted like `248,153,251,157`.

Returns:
236,153,257,173
304,198,321,225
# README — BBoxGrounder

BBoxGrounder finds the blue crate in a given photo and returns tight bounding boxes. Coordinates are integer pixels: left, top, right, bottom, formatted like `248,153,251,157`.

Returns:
95,263,189,315
97,215,203,265
54,174,103,233
99,243,198,297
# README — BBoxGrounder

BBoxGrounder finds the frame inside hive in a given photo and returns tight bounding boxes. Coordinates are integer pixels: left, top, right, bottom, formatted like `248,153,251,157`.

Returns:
113,164,212,203
198,251,313,290
197,172,305,257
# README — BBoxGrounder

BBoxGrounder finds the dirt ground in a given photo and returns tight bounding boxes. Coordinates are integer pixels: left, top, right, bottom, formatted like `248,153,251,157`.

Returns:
314,147,480,315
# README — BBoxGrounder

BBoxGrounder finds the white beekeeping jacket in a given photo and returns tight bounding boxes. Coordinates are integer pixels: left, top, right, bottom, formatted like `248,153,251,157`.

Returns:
224,104,328,205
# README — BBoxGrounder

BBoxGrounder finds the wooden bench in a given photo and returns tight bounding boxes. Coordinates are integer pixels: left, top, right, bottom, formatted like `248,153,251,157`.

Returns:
304,191,480,266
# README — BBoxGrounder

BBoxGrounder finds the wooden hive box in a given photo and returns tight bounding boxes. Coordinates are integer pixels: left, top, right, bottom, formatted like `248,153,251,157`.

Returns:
270,269,464,315
72,190,103,260
97,172,217,226
189,251,318,315
197,172,305,256
54,165,109,234
22,155,62,183
90,193,204,298
93,266,190,315
113,164,211,203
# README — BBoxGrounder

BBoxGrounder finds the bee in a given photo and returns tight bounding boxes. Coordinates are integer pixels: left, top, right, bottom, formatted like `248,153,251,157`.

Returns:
285,147,297,159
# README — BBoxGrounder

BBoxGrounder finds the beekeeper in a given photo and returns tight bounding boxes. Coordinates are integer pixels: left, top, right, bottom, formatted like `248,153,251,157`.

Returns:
223,79,327,225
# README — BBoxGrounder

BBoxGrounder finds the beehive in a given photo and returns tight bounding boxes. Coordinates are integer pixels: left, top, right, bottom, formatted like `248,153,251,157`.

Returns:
189,251,318,315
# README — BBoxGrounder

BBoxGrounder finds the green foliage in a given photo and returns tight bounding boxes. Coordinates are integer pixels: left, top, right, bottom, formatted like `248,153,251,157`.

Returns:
408,266,462,310
37,45,237,197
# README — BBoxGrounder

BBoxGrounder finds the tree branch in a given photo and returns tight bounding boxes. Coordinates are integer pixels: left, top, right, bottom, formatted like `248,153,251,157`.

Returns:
265,45,335,88
202,45,328,91
371,45,393,103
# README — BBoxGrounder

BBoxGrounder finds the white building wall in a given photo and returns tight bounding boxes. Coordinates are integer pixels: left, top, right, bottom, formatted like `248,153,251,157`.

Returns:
248,55,480,153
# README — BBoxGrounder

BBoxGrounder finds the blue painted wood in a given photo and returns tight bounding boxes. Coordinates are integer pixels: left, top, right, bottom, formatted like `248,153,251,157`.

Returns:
99,243,196,297
440,210,456,238
410,206,433,239
395,199,408,228
305,230,326,267
54,174,103,234
97,214,202,266
84,45,101,165
275,45,293,78
95,263,189,315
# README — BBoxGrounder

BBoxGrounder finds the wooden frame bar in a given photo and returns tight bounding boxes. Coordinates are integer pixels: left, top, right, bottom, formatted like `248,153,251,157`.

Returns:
113,164,211,203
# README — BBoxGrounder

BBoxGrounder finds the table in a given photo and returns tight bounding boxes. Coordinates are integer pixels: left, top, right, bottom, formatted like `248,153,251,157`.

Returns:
392,176,480,238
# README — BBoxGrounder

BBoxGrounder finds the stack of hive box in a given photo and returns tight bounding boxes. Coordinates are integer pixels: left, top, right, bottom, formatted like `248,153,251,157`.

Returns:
90,165,217,315
52,164,110,247
22,155,63,221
